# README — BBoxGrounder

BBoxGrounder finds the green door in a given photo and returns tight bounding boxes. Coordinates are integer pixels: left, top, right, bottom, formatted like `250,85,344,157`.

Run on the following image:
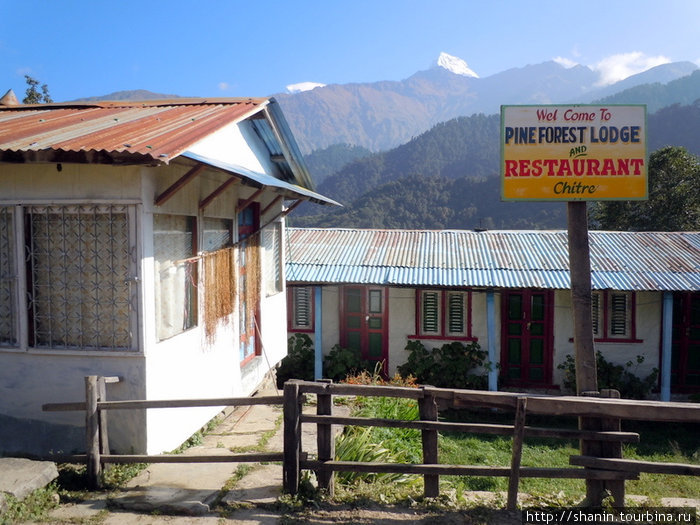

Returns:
341,286,388,375
501,290,554,386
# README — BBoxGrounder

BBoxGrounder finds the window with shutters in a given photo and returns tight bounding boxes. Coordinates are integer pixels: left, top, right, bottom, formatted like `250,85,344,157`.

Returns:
591,291,638,342
415,289,474,340
288,286,314,332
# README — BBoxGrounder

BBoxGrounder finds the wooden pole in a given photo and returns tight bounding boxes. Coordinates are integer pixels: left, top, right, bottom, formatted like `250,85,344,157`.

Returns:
316,380,335,495
419,387,439,498
600,389,625,507
567,201,598,395
567,201,601,506
507,396,528,510
283,381,301,495
85,376,102,489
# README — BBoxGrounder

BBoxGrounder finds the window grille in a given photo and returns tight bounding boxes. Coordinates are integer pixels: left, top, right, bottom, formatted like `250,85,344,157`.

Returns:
447,292,465,335
292,287,312,329
421,291,440,334
0,207,16,346
591,292,600,335
26,205,134,350
610,293,628,336
202,217,232,252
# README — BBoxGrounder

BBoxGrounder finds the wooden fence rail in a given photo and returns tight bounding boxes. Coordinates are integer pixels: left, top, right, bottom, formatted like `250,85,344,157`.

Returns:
43,376,700,509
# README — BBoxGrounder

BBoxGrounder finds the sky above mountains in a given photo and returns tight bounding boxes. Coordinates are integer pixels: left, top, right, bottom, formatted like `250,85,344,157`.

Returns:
2,0,699,102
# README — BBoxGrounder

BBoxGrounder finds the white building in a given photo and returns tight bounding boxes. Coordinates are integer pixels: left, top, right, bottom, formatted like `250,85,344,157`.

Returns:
0,95,336,456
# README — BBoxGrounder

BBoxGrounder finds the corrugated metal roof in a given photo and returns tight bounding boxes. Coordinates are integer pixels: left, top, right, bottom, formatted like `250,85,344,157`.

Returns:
285,228,700,291
0,98,267,164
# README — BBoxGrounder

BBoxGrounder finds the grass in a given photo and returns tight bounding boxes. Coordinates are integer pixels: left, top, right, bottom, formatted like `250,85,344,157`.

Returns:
335,389,700,502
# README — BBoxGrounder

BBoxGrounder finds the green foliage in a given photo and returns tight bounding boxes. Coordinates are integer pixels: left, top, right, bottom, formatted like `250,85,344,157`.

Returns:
22,75,53,104
397,340,488,389
590,146,700,231
277,334,315,388
1,485,59,524
323,344,372,382
303,143,372,185
557,351,659,399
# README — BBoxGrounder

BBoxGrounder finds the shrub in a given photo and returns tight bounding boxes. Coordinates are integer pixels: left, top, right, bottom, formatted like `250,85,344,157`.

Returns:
397,340,488,389
323,344,372,383
276,333,315,388
557,351,659,399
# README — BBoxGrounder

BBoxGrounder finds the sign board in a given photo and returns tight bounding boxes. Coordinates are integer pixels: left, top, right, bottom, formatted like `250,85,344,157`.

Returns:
501,105,647,201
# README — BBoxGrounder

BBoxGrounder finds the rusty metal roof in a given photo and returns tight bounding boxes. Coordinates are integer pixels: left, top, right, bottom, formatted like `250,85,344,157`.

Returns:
285,228,700,291
0,98,268,165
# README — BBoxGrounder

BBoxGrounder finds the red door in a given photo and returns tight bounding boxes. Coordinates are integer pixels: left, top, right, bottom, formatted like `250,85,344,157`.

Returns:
672,292,700,391
501,290,554,386
340,286,389,375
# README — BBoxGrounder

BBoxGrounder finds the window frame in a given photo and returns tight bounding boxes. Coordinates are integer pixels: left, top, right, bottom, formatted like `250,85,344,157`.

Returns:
591,290,641,343
1,203,138,352
287,285,315,333
412,288,476,341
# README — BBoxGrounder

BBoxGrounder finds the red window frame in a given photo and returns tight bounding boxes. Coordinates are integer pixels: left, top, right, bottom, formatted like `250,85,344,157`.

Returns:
411,289,476,341
593,291,642,343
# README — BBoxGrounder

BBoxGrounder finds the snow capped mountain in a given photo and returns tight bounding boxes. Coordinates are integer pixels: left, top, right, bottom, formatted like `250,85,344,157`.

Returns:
286,81,326,94
437,52,479,78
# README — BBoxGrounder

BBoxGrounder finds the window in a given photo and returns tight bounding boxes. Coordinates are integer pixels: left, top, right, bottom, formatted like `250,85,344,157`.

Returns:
416,289,473,340
591,291,637,341
262,222,283,296
202,217,232,252
0,207,16,346
154,214,197,341
0,204,136,351
288,286,314,332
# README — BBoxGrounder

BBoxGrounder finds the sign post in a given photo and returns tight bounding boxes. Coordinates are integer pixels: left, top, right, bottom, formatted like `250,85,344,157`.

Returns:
501,104,647,505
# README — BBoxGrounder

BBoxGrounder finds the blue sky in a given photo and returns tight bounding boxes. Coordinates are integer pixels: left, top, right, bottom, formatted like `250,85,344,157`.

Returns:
2,0,699,102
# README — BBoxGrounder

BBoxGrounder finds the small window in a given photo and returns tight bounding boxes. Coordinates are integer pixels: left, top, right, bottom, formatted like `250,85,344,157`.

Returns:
262,222,283,296
421,291,440,335
289,286,314,331
417,289,472,339
591,291,635,341
154,214,197,341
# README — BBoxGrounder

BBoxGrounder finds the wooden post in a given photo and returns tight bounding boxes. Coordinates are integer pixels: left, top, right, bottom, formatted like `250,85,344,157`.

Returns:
283,381,301,495
507,396,528,510
568,202,601,506
316,380,335,494
580,391,605,505
600,389,624,507
97,377,110,471
85,375,102,489
567,201,598,395
419,386,439,498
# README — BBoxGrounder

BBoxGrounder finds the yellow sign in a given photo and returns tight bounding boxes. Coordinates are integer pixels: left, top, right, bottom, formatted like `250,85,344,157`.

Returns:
501,105,647,201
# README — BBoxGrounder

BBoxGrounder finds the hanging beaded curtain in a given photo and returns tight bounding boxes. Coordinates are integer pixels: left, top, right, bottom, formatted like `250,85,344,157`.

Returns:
203,247,237,341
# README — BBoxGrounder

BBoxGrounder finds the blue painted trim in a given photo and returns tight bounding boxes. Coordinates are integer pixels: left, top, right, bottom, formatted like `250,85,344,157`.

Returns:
487,292,498,391
314,286,323,380
660,291,673,401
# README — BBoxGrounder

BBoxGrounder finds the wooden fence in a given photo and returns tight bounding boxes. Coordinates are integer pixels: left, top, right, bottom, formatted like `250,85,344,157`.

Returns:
43,376,700,509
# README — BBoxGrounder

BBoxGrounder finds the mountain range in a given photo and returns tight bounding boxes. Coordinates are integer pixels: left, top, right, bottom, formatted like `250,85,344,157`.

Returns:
275,55,699,153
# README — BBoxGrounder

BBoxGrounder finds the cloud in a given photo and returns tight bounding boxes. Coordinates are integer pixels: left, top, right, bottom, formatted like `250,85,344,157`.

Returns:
553,56,578,69
286,82,325,94
218,82,230,91
592,52,671,86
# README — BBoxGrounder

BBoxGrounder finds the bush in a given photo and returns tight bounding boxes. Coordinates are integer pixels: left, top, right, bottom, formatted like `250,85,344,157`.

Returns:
557,351,659,399
397,340,488,389
323,344,372,383
276,334,315,388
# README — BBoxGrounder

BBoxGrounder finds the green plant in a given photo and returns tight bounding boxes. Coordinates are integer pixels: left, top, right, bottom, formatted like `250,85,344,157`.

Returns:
323,345,371,383
397,340,488,389
557,352,659,399
277,334,315,388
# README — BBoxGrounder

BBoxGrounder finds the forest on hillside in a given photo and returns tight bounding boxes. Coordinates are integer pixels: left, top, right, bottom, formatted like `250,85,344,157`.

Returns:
293,101,700,231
